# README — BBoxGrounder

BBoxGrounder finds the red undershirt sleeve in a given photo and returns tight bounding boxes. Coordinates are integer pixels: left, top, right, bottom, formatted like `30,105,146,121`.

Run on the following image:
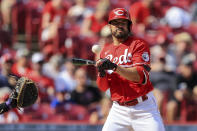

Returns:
96,76,109,92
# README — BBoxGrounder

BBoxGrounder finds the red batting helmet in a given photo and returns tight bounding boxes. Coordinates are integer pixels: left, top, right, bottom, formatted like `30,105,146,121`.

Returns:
108,8,132,24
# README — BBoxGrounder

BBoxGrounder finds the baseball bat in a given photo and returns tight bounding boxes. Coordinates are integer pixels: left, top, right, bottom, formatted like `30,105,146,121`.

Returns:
71,58,96,65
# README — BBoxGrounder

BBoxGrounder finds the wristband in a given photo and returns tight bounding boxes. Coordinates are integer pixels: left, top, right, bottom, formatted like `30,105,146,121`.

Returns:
5,98,13,109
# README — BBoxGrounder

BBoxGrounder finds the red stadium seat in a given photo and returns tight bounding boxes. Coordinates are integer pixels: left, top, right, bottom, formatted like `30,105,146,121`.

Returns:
22,103,55,121
67,104,90,121
179,99,197,122
25,0,43,49
11,2,27,45
11,0,43,49
0,30,12,48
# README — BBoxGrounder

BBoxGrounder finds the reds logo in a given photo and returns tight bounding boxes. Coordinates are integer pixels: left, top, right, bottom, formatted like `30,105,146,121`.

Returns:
105,49,150,65
114,10,126,16
105,49,132,65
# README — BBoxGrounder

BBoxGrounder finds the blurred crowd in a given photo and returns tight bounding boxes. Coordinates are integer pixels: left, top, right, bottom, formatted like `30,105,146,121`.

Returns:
0,0,197,124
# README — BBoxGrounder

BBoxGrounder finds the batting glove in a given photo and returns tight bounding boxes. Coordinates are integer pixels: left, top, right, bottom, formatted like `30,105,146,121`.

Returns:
98,68,106,77
97,58,117,71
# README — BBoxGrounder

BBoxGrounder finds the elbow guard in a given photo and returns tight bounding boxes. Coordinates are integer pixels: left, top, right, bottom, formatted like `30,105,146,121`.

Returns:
136,66,148,85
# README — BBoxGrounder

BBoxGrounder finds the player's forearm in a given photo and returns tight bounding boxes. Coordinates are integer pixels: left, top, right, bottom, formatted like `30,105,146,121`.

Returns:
115,66,140,82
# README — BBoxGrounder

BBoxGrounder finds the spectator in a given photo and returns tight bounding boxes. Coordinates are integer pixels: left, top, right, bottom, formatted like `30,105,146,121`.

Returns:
89,96,112,124
67,0,92,25
6,109,22,123
164,6,192,29
0,53,15,90
166,55,197,122
50,91,68,109
55,59,76,93
71,68,102,107
42,53,62,80
129,0,155,25
29,52,55,103
191,2,197,22
0,0,16,31
150,63,176,115
0,113,5,123
80,1,109,37
129,0,159,37
41,0,68,42
167,32,194,71
11,48,31,77
0,53,16,113
149,41,176,116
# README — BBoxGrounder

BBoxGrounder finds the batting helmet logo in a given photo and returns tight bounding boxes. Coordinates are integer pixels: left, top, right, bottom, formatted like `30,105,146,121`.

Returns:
108,8,131,24
114,10,125,16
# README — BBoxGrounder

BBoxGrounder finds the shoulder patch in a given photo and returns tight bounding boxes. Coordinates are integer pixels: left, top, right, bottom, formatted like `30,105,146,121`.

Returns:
142,52,149,62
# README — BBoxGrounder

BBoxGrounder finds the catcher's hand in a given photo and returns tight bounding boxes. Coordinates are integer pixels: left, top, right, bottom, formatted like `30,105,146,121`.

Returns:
96,58,117,77
9,77,38,108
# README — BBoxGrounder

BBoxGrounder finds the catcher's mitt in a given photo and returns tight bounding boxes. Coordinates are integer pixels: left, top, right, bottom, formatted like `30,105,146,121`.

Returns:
9,77,38,108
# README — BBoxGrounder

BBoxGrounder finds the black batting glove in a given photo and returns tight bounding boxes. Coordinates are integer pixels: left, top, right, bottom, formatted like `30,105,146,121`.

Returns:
98,68,106,77
98,58,117,71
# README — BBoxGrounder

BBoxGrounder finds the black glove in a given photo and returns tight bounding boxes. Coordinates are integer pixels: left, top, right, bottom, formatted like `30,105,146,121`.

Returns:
97,58,117,77
98,67,106,77
98,58,117,70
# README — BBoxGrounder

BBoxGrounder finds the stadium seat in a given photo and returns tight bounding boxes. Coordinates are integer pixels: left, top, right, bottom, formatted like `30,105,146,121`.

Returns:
67,104,90,121
25,0,43,49
179,99,197,122
11,2,27,45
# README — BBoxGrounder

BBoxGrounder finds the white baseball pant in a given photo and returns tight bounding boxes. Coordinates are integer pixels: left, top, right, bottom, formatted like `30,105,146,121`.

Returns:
102,91,165,131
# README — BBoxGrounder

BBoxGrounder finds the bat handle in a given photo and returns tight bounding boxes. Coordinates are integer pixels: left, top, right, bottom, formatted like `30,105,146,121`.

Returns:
87,60,96,65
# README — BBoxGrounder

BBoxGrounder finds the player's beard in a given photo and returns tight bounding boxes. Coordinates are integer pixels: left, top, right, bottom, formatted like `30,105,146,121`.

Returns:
112,28,129,39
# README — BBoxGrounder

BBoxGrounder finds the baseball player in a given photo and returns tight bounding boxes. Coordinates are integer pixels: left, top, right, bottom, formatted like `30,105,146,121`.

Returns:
96,8,165,131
